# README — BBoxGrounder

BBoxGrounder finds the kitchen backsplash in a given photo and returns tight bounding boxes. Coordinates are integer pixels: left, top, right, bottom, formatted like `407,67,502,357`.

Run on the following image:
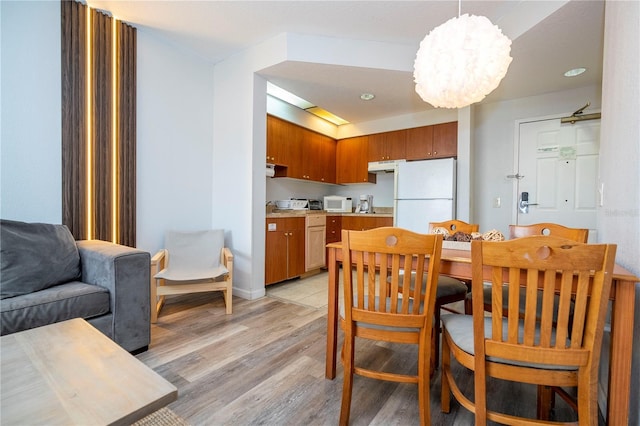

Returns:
266,172,395,208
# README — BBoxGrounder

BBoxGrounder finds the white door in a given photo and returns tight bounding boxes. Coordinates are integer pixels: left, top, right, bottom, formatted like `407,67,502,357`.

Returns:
514,118,600,242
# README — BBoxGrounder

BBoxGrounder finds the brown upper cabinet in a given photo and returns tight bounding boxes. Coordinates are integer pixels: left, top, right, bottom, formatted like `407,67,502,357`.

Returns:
267,115,336,183
406,121,457,160
267,114,457,184
301,131,336,184
368,129,406,162
432,121,458,158
336,136,376,184
266,115,296,167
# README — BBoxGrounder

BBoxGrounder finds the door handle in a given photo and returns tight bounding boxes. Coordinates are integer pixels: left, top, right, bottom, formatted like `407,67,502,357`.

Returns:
519,192,539,214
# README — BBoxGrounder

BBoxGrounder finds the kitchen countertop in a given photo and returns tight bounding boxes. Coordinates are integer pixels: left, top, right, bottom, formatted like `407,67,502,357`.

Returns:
266,209,393,218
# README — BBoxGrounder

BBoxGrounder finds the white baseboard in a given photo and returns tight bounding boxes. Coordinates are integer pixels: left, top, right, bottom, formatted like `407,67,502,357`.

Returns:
232,285,266,300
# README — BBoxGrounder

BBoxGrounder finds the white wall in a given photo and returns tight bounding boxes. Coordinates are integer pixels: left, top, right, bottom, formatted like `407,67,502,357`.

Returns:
135,31,215,253
211,35,288,300
472,85,602,235
0,1,216,256
599,1,640,423
1,1,61,224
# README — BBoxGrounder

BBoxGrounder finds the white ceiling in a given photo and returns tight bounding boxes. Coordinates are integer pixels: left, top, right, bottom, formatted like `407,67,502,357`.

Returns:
88,0,605,124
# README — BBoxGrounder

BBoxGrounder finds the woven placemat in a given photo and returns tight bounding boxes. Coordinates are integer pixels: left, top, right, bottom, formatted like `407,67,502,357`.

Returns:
132,407,189,426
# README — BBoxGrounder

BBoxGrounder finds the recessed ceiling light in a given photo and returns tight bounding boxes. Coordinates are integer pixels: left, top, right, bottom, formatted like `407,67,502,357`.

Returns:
267,82,349,125
564,67,587,77
305,107,349,126
360,93,375,101
266,82,314,109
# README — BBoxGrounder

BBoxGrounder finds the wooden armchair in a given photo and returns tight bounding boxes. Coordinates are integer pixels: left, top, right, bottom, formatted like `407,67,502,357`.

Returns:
150,229,233,322
441,236,616,424
339,227,443,425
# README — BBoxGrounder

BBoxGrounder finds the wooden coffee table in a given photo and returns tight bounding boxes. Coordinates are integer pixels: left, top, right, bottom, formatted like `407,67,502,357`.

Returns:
1,318,177,425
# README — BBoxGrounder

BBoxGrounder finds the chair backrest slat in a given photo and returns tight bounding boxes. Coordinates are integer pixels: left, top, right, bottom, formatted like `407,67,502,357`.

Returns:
522,270,539,346
506,268,521,343
553,271,573,348
538,269,557,347
570,271,591,348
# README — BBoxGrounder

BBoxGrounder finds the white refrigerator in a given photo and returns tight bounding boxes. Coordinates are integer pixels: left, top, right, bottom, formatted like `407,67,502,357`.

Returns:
394,158,456,233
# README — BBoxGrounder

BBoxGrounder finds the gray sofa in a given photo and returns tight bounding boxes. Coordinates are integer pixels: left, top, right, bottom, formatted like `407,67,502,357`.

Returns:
0,219,151,353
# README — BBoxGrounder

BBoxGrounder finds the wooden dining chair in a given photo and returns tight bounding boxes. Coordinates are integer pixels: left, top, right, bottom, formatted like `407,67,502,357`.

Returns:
467,223,590,316
509,222,589,242
427,220,478,371
339,227,443,426
441,236,616,425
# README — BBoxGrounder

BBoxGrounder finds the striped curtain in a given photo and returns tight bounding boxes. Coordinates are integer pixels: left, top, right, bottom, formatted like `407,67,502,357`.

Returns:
61,0,137,247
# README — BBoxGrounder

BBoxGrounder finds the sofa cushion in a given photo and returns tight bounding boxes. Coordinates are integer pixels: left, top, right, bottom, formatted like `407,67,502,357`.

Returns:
0,281,109,335
0,219,81,299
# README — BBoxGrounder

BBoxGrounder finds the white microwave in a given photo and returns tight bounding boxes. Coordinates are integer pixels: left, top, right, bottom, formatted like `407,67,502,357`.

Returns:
324,196,352,213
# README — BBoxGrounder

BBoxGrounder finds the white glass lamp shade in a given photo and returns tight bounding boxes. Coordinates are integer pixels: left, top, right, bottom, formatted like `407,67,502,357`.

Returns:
414,14,513,109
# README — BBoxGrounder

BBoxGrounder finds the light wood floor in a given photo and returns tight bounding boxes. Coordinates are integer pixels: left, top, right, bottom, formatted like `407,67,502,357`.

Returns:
137,275,585,425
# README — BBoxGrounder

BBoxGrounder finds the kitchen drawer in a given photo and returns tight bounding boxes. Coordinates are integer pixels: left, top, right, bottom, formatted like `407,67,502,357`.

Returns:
306,215,326,227
325,215,342,244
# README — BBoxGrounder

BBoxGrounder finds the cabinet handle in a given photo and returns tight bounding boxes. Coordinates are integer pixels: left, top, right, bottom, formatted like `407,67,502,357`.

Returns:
433,151,437,155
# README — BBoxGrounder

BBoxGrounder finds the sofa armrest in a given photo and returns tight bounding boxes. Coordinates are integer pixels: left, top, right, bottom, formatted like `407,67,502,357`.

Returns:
76,240,150,352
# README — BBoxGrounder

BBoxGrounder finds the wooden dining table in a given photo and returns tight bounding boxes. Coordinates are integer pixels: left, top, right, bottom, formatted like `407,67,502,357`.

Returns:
325,242,639,426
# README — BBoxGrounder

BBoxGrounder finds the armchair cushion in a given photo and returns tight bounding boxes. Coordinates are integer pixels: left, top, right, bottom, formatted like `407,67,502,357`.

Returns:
1,220,81,299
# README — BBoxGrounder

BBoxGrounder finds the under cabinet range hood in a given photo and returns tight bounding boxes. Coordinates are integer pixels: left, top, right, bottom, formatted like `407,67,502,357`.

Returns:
367,159,405,173
266,163,275,177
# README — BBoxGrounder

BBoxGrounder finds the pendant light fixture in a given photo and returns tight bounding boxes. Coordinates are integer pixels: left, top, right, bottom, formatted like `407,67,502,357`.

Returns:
413,1,513,109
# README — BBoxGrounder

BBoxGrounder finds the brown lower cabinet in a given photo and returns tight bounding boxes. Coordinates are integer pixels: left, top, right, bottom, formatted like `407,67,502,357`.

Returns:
341,215,393,232
325,215,342,244
266,215,393,284
265,217,305,285
325,215,342,263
